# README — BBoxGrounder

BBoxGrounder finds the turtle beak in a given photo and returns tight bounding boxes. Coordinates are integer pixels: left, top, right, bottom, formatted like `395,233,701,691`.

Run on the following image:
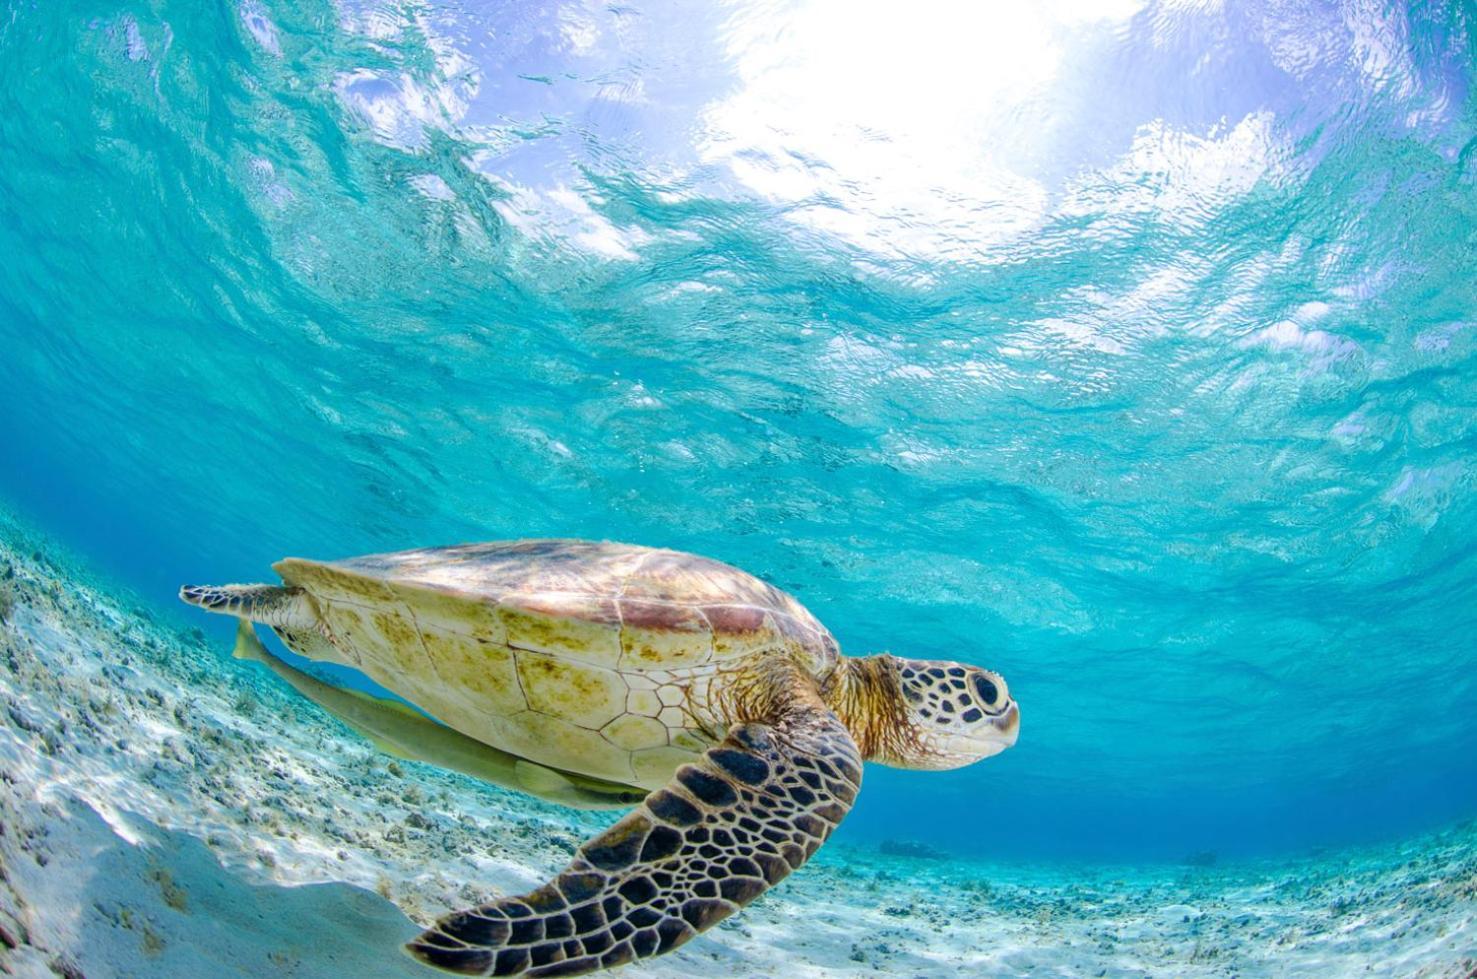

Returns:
966,701,1018,759
922,701,1020,769
992,701,1020,747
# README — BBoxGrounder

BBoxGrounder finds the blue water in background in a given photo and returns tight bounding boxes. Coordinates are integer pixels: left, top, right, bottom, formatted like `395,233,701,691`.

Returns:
2,0,1475,865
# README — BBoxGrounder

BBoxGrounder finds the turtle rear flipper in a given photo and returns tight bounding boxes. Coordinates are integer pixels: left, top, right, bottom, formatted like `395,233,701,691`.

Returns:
179,583,318,631
406,698,862,977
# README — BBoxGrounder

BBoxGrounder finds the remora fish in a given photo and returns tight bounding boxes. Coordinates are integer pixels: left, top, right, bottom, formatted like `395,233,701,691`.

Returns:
230,619,643,810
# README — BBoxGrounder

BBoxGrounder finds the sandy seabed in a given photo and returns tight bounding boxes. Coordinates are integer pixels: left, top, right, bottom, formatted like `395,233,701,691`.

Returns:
0,513,1474,979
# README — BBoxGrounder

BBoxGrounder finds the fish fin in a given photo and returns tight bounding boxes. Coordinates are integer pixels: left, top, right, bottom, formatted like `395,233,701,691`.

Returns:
233,619,268,661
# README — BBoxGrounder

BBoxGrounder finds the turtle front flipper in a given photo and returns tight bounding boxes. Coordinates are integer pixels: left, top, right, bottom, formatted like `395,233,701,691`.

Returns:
406,703,863,977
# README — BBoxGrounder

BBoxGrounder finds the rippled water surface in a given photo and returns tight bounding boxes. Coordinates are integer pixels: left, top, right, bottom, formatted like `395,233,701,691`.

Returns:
2,0,1475,863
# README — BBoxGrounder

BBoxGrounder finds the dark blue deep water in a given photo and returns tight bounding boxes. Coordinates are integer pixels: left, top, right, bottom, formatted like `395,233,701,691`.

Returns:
2,0,1476,872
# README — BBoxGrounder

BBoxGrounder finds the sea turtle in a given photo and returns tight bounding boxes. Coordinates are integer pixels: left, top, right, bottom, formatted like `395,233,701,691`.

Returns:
181,540,1019,976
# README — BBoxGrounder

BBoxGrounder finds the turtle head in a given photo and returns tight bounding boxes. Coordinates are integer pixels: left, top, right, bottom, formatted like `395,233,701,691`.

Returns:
828,655,1019,770
884,657,1019,769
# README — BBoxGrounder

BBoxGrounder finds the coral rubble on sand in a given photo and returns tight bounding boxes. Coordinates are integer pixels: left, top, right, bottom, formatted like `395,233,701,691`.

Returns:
1,514,1474,977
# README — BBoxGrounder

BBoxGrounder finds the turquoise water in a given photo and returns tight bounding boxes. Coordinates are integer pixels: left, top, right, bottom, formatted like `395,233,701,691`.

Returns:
1,0,1475,878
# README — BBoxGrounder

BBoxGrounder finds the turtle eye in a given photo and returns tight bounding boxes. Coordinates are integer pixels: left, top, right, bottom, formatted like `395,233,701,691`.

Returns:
972,674,999,707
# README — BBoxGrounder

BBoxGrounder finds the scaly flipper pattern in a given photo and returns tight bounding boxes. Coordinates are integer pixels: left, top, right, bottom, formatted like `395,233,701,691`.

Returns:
406,701,862,977
178,583,318,631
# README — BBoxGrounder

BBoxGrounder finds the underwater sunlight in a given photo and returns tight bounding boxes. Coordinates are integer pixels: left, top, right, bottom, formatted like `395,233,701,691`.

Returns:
1,0,1475,975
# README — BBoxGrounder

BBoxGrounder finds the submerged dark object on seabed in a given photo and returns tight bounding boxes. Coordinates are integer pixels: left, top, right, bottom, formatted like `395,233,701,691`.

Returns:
880,839,951,861
182,538,1020,976
1183,851,1219,868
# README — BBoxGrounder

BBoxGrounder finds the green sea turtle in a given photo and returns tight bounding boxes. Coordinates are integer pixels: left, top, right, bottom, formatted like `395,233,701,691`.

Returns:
181,540,1019,976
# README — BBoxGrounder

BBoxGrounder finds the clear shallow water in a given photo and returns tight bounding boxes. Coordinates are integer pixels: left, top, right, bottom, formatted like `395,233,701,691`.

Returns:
0,0,1475,869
